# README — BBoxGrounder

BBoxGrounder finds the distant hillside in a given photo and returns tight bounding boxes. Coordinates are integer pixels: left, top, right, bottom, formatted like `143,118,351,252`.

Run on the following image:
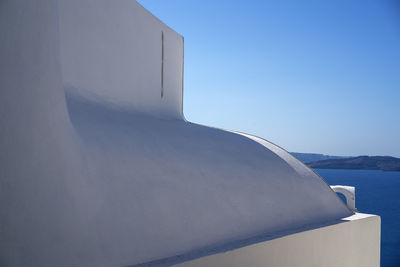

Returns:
307,156,400,171
291,152,347,164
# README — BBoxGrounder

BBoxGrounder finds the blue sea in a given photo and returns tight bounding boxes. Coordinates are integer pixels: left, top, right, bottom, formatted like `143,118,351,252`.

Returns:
314,169,400,267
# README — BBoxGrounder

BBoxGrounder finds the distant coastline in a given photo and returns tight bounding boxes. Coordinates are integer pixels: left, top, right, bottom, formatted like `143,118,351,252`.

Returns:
291,153,400,172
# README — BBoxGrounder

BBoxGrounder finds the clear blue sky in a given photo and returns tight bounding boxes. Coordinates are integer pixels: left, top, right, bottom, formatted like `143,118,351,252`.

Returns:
138,0,400,157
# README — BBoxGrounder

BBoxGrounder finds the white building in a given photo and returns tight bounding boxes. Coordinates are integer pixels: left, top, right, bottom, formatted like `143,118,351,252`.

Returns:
0,1,380,266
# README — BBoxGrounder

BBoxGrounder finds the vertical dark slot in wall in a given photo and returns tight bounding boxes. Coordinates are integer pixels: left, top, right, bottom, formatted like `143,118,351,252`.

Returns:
161,31,164,98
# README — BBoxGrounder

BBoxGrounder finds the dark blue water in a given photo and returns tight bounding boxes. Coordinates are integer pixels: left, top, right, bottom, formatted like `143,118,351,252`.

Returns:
314,169,400,267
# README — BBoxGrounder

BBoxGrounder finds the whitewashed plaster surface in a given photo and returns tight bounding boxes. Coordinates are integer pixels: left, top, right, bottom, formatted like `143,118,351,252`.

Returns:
0,0,352,266
174,213,381,267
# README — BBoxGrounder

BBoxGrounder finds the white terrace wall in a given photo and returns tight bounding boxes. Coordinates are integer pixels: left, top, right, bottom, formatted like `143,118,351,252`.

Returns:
175,214,381,267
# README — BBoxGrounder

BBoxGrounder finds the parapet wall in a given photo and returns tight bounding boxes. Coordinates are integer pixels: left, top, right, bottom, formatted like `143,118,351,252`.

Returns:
59,0,184,119
174,213,381,267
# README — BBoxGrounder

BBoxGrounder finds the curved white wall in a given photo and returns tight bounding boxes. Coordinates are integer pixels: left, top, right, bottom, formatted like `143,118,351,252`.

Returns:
0,1,354,266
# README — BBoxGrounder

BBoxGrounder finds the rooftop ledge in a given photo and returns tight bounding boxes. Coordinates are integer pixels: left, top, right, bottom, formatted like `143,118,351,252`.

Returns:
137,213,380,267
